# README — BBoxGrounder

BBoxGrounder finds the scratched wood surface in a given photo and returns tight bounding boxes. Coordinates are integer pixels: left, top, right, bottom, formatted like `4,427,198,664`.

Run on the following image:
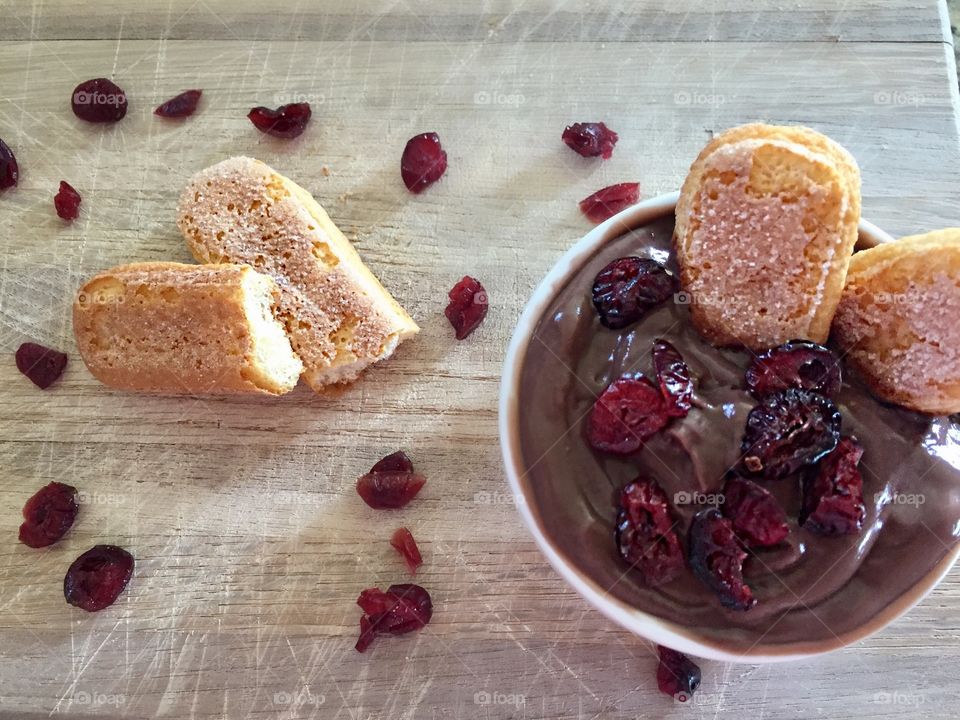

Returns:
1,1,959,718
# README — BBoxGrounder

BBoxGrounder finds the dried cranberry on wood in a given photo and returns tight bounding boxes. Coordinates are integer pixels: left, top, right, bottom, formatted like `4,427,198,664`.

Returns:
64,545,134,612
71,78,128,123
19,482,79,548
15,342,68,389
391,527,423,575
155,89,202,118
358,451,425,509
656,645,701,701
561,122,619,159
579,183,640,223
445,276,488,340
357,471,426,509
0,138,18,190
401,132,447,193
371,451,414,474
247,102,311,138
54,181,81,220
355,583,433,652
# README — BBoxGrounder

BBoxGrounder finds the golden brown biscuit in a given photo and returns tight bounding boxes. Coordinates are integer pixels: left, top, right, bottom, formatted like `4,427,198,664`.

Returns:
73,262,302,395
832,229,960,414
675,123,861,350
176,157,419,389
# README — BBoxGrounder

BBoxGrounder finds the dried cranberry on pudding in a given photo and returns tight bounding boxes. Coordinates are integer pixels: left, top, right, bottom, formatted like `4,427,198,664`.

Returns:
652,339,693,418
740,389,841,479
615,478,685,586
587,374,670,455
801,436,866,535
745,340,842,398
688,509,755,611
721,475,789,547
591,257,677,330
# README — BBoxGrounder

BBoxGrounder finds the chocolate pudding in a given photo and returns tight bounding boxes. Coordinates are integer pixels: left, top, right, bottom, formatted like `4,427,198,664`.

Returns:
516,214,960,652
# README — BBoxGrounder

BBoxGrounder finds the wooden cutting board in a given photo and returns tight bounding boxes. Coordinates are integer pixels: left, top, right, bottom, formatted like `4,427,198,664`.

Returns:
1,1,959,717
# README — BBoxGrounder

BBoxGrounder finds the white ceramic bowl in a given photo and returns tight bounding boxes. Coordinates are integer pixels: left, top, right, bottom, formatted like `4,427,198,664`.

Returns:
499,191,960,662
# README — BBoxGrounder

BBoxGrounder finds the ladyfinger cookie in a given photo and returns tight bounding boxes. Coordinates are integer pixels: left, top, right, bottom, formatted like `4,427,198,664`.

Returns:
176,157,419,389
832,229,960,414
73,262,303,395
675,123,861,350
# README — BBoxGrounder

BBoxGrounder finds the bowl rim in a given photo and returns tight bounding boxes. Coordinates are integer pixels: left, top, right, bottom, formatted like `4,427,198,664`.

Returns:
498,190,960,663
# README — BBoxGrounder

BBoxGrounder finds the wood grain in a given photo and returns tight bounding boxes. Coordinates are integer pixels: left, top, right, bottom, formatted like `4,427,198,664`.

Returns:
0,1,958,718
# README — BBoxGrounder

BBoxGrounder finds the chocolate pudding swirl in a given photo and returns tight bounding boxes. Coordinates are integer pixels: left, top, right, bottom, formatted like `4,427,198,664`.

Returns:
518,215,960,651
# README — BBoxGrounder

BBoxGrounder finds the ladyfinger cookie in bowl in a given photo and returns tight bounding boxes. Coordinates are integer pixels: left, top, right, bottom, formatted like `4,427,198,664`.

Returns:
674,123,861,350
832,228,960,414
73,262,303,395
176,157,419,390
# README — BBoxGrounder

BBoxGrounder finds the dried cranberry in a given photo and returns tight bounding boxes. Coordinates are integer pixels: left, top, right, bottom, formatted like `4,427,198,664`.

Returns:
370,584,433,631
722,476,789,547
561,122,619,159
591,257,677,330
656,646,701,701
390,527,423,575
71,78,128,123
54,181,81,221
19,482,79,548
0,138,18,190
401,132,447,193
64,545,134,612
355,614,376,652
652,339,693,417
745,340,842,399
357,471,426,509
357,587,397,617
615,479,684,586
15,342,68,389
247,102,311,138
740,389,841,479
371,451,414,474
588,374,670,455
689,509,755,611
445,276,488,340
355,583,433,652
154,89,202,118
801,436,866,535
579,182,640,223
